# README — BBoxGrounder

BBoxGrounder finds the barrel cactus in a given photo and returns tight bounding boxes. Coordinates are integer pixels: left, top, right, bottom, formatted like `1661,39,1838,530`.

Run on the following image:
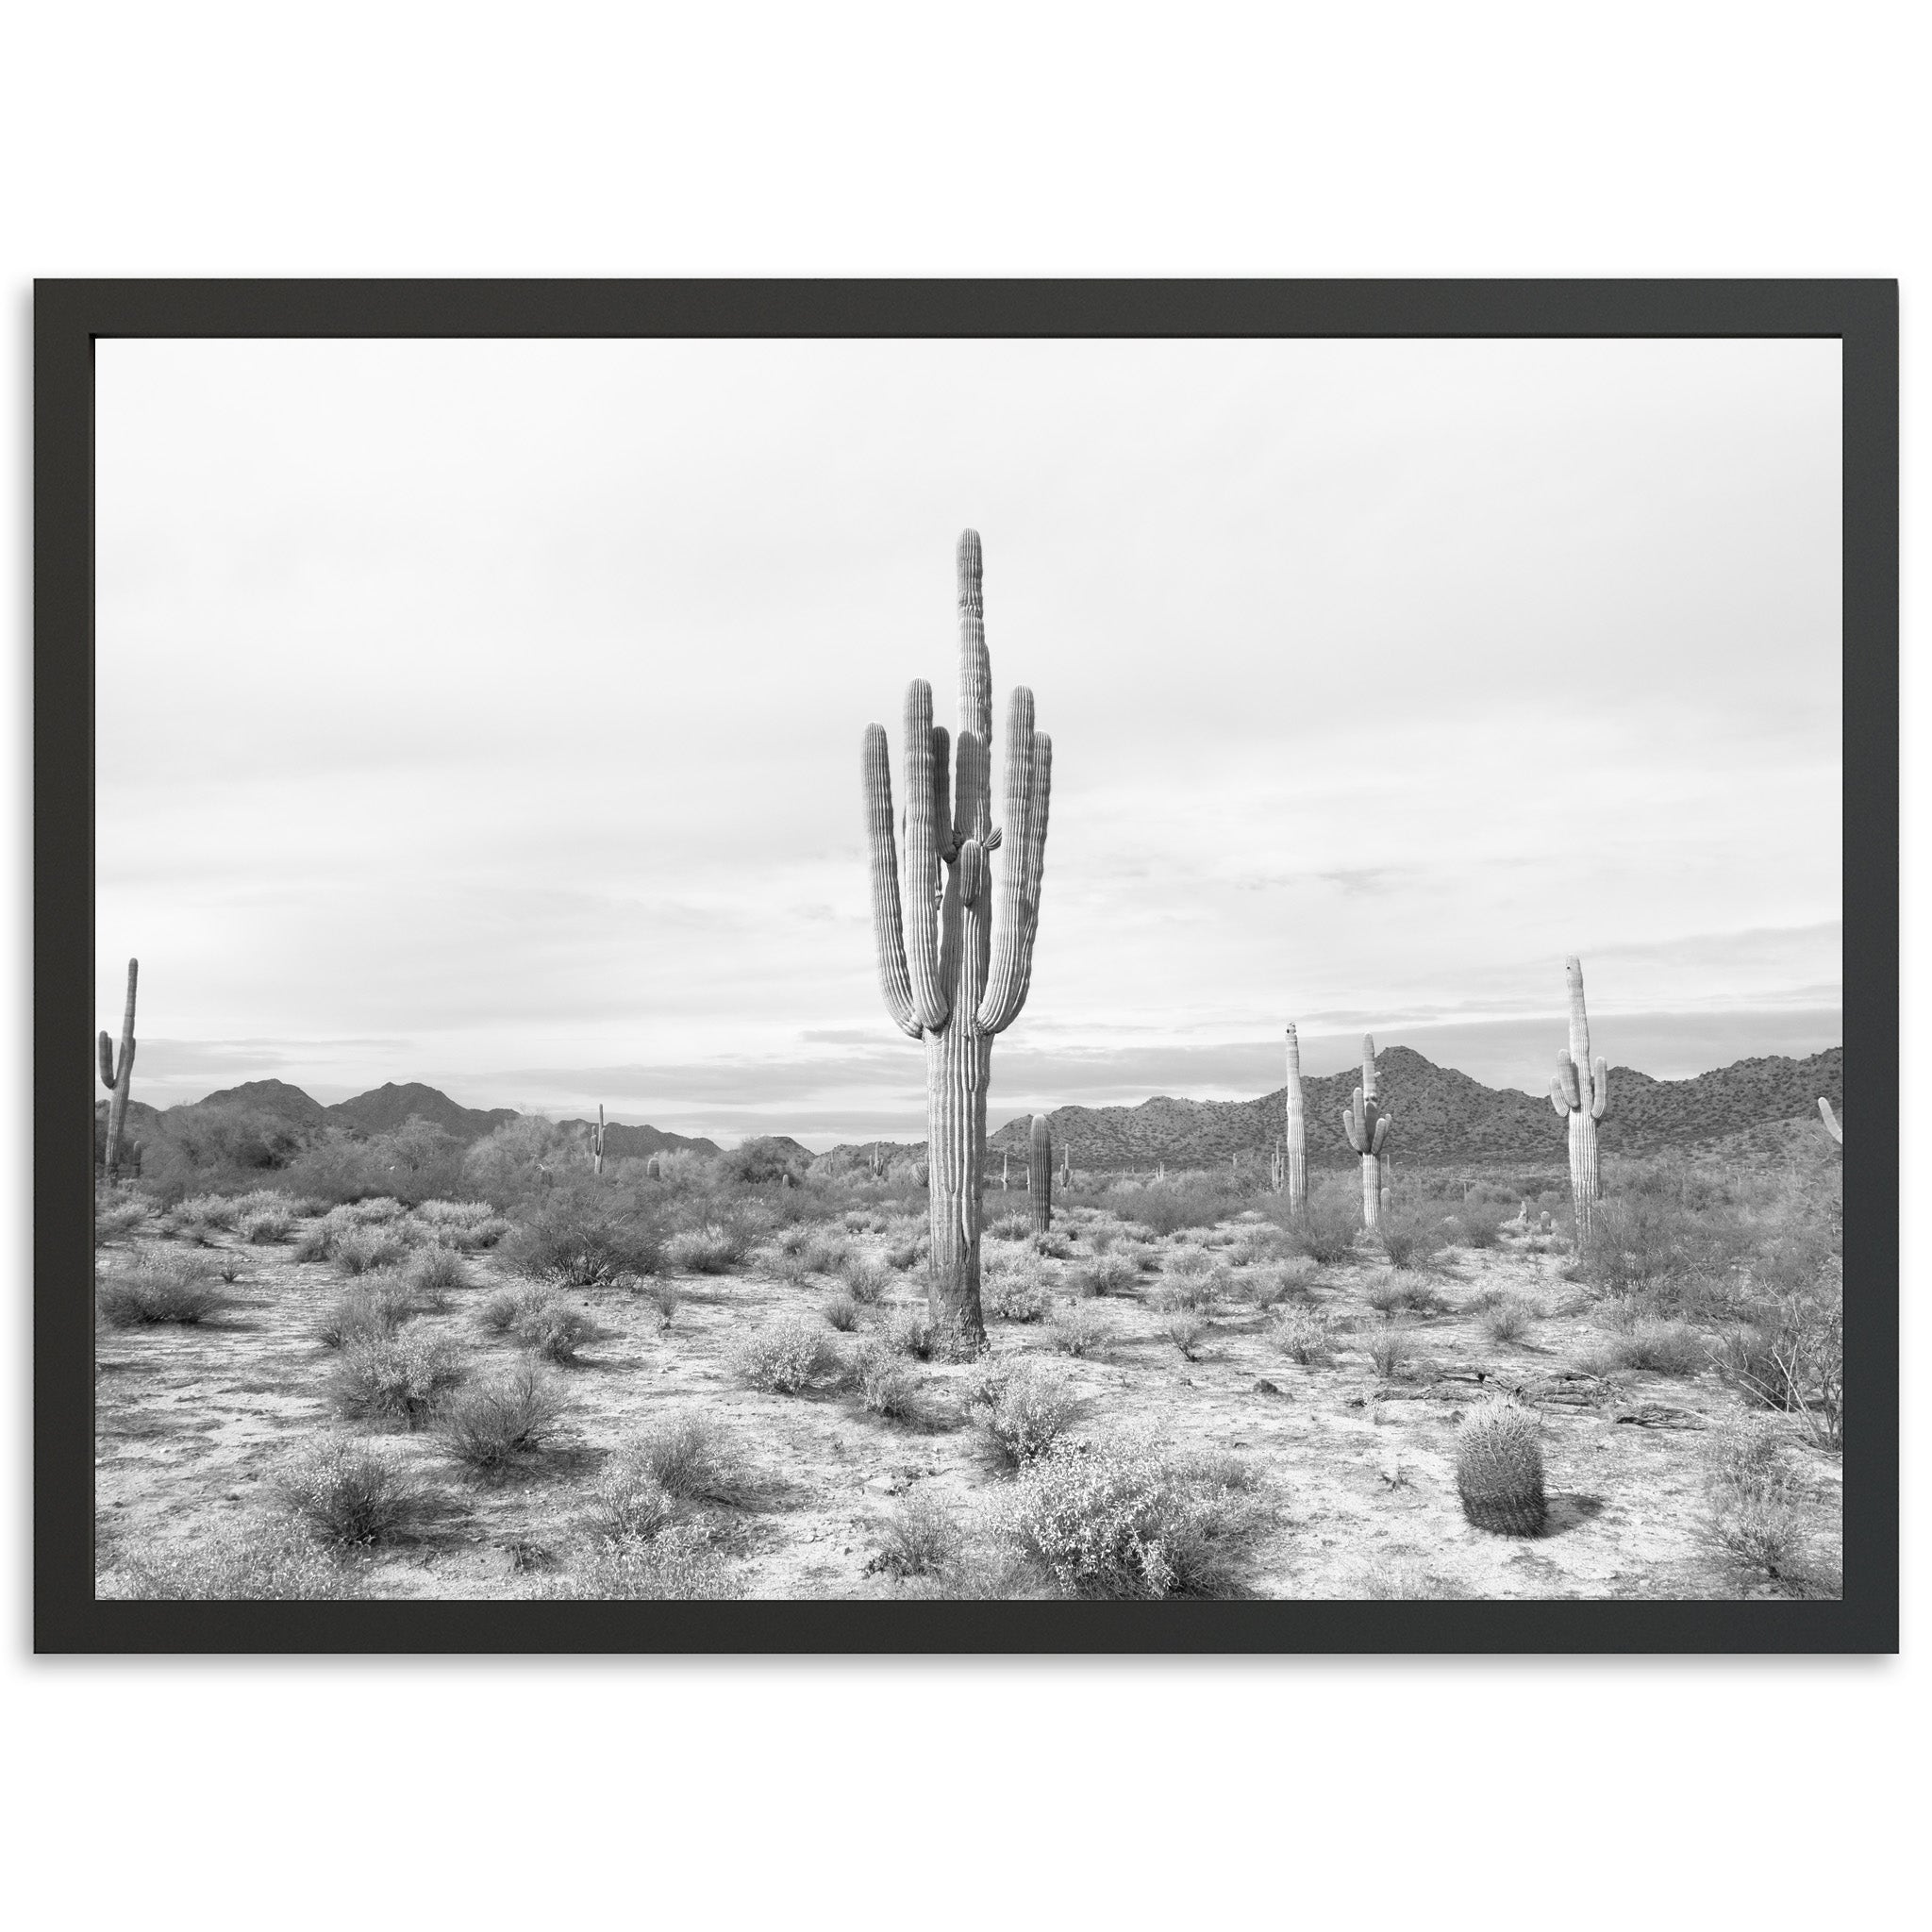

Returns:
863,530,1052,1345
97,957,139,1184
1283,1023,1308,1222
1029,1113,1053,1235
1456,1397,1547,1536
1339,1033,1392,1230
1548,956,1609,1240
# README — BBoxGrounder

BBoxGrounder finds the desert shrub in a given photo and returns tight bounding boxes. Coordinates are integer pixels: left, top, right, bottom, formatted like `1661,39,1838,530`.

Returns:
865,1491,966,1579
801,1232,852,1275
1033,1230,1074,1260
329,1195,408,1224
1226,1225,1290,1268
440,1363,568,1472
822,1290,860,1331
1363,1271,1448,1316
715,1135,809,1188
582,1466,678,1544
93,1198,150,1246
639,1277,682,1330
853,1338,923,1420
984,1274,1049,1324
1162,1309,1208,1359
1152,1273,1216,1315
96,1251,224,1327
1244,1257,1316,1309
968,1358,1083,1470
1607,1315,1707,1377
332,1225,411,1276
730,1312,841,1393
1379,1208,1445,1272
173,1192,240,1230
1574,1191,1748,1304
1068,1255,1139,1299
988,1209,1032,1241
275,1436,426,1546
1286,1195,1360,1266
1711,1286,1842,1444
1480,1293,1540,1344
840,1253,891,1305
1699,1419,1824,1590
316,1274,421,1348
408,1198,512,1250
100,1514,365,1601
664,1222,744,1274
1270,1304,1336,1365
1364,1317,1415,1378
549,1524,739,1600
618,1411,747,1505
407,1241,470,1297
329,1328,465,1428
1044,1301,1111,1357
1132,1185,1227,1238
1446,1204,1507,1251
480,1285,598,1362
1346,1557,1471,1600
883,1237,925,1272
1002,1436,1265,1598
1163,1245,1215,1281
500,1198,662,1286
881,1302,951,1360
241,1205,294,1244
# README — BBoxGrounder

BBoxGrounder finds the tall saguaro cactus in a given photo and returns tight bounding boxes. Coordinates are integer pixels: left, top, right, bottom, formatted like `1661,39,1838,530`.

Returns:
1029,1113,1053,1234
588,1104,607,1177
863,530,1053,1345
1284,1024,1308,1223
1549,956,1610,1240
97,957,139,1184
1340,1033,1391,1230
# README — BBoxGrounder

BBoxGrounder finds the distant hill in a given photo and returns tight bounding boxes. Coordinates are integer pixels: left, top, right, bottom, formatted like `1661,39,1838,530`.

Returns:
988,1044,1844,1172
194,1078,331,1124
324,1082,522,1142
557,1118,721,1158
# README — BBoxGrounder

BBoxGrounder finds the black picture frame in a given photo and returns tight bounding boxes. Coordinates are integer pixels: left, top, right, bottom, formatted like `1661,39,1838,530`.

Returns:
37,278,1897,1655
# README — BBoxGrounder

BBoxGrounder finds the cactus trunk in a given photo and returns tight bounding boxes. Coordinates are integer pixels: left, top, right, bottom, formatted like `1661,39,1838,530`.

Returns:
862,531,1051,1349
98,957,139,1185
1339,1033,1391,1231
1548,957,1609,1242
1284,1024,1308,1222
1028,1113,1052,1234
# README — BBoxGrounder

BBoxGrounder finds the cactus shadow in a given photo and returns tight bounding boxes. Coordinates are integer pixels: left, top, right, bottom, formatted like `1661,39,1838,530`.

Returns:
1541,1492,1607,1536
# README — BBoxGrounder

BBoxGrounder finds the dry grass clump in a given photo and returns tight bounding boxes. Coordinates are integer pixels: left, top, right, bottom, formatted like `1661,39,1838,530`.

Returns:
1161,1309,1209,1360
581,1468,677,1544
1575,1310,1707,1379
617,1410,748,1506
967,1358,1083,1471
821,1290,859,1331
640,1277,681,1330
275,1436,428,1546
1344,1556,1472,1599
329,1328,466,1428
839,1253,892,1305
99,1514,366,1601
1001,1435,1269,1598
96,1251,224,1327
1363,1316,1416,1378
730,1312,842,1394
1044,1301,1111,1358
1270,1304,1337,1365
1480,1292,1541,1343
865,1491,967,1580
1363,1271,1448,1316
440,1363,569,1473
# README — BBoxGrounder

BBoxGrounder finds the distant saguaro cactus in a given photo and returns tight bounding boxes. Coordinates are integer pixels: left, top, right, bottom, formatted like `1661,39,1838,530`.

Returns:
1549,956,1610,1240
1339,1033,1391,1230
588,1104,607,1177
1060,1140,1070,1188
1001,1148,1010,1191
97,958,139,1184
1029,1114,1053,1234
1456,1398,1547,1536
1284,1024,1308,1223
863,530,1052,1346
1818,1097,1843,1144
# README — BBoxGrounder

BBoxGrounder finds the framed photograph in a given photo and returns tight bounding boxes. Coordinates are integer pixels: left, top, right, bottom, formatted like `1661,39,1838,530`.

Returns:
36,280,1896,1653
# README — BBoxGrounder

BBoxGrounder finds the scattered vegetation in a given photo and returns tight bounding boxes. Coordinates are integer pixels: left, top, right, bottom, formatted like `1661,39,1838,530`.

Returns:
97,1252,224,1327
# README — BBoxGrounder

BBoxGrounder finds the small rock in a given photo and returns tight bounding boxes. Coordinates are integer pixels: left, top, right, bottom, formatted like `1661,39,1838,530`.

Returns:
1251,1378,1283,1396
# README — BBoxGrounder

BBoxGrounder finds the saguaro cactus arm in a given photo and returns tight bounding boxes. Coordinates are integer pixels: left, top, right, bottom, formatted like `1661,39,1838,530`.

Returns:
1818,1097,1843,1143
861,724,924,1040
98,1031,119,1090
976,688,1053,1034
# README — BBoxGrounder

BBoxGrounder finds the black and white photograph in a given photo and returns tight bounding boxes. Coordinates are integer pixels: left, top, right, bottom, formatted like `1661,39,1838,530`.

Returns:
74,314,1866,1616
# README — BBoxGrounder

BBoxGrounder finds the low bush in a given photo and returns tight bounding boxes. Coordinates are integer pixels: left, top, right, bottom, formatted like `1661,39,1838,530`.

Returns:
406,1241,469,1298
275,1437,426,1546
664,1222,744,1274
1699,1419,1828,1592
1611,1317,1707,1377
581,1466,678,1544
96,1252,224,1327
883,1236,925,1272
1044,1301,1111,1358
242,1206,295,1244
1162,1309,1208,1359
1379,1208,1445,1272
1364,1317,1415,1378
1068,1255,1139,1299
1269,1304,1336,1365
1152,1274,1215,1314
1446,1204,1507,1251
1131,1185,1228,1238
93,1198,150,1246
1363,1272,1447,1316
1480,1293,1540,1344
641,1277,682,1330
617,1411,747,1506
332,1226,411,1277
549,1524,739,1600
316,1274,421,1349
987,1209,1032,1241
1243,1257,1316,1310
1002,1436,1267,1598
99,1514,366,1601
822,1291,859,1331
328,1328,465,1428
1286,1196,1360,1267
730,1313,841,1394
499,1198,662,1286
480,1285,599,1363
440,1363,569,1473
984,1274,1049,1323
408,1199,512,1250
968,1358,1083,1471
173,1192,240,1230
1033,1230,1074,1260
801,1232,852,1275
853,1338,923,1421
840,1254,892,1305
1711,1287,1842,1445
865,1491,967,1580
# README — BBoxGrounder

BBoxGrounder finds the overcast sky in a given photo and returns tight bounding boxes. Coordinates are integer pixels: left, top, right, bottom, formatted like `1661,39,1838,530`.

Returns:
95,337,1840,1146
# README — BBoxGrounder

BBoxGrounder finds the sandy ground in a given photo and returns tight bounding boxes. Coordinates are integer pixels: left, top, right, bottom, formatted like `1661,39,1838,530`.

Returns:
93,1204,1842,1600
